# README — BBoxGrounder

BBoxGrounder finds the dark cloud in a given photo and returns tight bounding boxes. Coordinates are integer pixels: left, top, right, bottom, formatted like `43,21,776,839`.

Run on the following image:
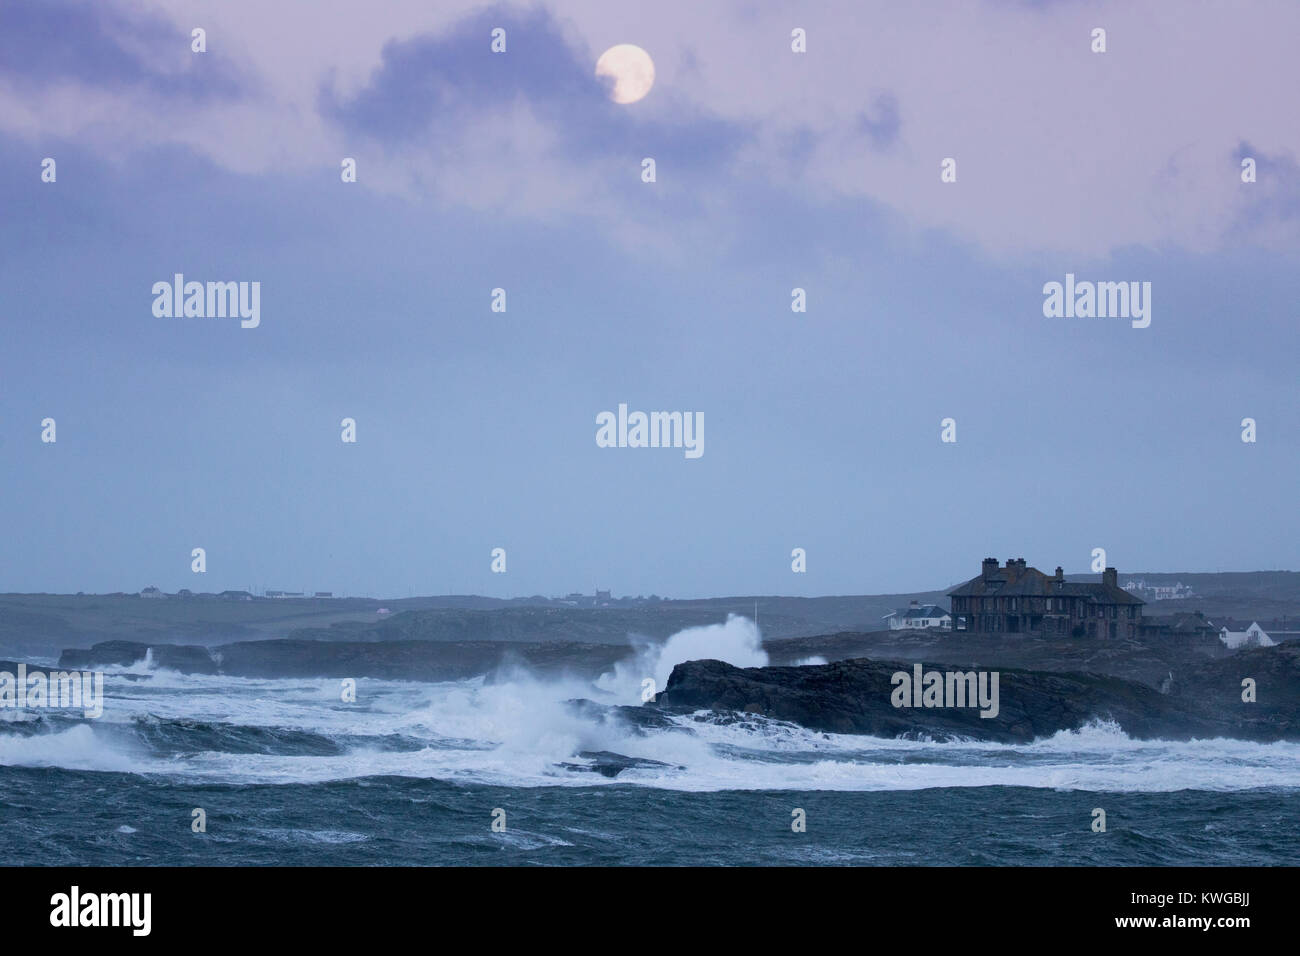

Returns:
0,0,244,101
319,4,749,172
857,93,901,150
1232,140,1300,233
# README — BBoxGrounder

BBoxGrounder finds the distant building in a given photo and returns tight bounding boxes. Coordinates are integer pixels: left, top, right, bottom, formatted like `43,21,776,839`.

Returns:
1123,579,1194,601
139,586,164,599
314,592,333,598
1214,616,1300,642
883,601,952,630
559,589,622,606
1138,611,1220,640
948,557,1144,637
218,590,253,601
377,608,391,617
1220,622,1275,649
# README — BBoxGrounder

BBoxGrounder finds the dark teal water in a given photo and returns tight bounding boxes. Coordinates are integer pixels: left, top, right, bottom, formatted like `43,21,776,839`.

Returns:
3,768,1297,866
2,669,1297,865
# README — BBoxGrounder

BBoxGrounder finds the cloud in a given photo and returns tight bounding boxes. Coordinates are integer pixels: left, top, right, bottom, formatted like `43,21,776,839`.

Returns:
857,93,901,151
0,0,243,100
1227,141,1300,245
320,6,602,144
318,4,750,212
0,0,1296,258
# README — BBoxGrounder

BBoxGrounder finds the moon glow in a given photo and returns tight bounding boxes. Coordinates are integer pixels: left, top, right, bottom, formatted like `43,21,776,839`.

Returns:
595,44,655,104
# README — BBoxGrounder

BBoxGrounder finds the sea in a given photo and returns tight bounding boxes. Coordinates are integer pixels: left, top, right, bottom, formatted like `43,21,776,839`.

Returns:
2,624,1299,866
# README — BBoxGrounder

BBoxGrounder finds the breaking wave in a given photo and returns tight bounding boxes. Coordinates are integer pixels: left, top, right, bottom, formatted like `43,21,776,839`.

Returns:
3,620,1298,793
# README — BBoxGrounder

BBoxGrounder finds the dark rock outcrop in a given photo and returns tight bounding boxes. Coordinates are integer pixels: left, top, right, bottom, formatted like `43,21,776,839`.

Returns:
58,640,219,674
653,649,1300,743
1164,642,1300,740
563,698,679,733
558,750,682,778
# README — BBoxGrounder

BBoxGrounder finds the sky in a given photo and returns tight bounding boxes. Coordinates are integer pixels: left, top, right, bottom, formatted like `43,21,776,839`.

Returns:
0,0,1297,599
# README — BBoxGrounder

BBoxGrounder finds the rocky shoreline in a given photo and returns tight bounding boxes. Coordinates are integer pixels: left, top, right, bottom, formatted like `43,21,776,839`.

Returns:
651,645,1300,743
46,635,1300,744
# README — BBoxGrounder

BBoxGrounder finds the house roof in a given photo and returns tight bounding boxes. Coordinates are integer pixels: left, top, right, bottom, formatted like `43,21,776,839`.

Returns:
1142,612,1219,633
884,604,950,619
949,564,1144,604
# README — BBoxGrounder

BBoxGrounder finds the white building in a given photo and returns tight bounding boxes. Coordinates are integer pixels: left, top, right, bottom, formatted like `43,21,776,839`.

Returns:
883,601,952,630
1219,622,1275,649
1122,579,1194,600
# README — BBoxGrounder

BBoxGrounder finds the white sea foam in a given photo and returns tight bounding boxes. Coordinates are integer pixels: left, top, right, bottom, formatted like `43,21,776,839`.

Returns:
595,613,767,701
0,724,143,773
3,624,1299,794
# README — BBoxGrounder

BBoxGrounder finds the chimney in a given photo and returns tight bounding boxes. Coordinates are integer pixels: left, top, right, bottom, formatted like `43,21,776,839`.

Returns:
982,558,998,580
1055,566,1064,583
1103,567,1117,589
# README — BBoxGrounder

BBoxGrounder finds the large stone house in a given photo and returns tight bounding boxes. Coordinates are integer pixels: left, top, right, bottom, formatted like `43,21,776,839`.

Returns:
948,557,1144,637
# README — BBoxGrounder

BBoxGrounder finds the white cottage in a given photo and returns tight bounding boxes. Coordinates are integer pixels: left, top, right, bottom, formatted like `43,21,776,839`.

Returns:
883,601,952,630
1219,622,1275,649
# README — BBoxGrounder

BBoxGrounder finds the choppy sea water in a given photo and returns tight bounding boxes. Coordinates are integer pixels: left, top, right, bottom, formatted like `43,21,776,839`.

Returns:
2,659,1298,866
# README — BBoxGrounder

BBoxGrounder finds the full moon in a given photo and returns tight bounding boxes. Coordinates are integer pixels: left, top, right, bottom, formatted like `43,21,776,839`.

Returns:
595,44,655,104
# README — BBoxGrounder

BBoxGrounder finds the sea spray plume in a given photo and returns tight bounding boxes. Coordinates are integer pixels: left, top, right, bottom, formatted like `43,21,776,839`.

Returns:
596,615,768,703
415,669,601,762
412,667,666,769
647,615,768,692
400,666,714,779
